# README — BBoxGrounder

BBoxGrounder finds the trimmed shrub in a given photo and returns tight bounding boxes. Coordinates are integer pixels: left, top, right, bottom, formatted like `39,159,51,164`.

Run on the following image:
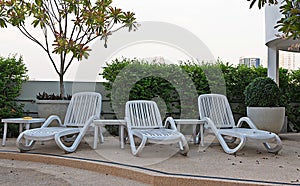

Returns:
101,58,199,118
0,55,28,137
244,77,281,107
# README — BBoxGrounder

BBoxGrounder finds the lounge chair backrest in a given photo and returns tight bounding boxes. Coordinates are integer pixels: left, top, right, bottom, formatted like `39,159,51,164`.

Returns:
64,92,102,127
125,100,163,129
198,94,235,129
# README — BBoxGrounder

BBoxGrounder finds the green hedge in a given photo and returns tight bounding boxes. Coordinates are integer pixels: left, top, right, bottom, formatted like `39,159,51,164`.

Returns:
0,55,28,137
100,58,299,132
102,58,199,120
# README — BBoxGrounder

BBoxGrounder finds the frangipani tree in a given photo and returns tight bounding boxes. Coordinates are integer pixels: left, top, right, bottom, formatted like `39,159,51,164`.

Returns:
247,0,300,50
0,0,137,98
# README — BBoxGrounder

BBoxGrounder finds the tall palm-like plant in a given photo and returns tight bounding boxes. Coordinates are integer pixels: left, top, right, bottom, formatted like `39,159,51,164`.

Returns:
0,0,137,98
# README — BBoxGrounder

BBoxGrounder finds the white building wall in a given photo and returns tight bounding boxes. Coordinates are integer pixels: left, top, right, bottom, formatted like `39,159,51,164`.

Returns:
265,3,299,84
265,4,281,45
279,51,296,71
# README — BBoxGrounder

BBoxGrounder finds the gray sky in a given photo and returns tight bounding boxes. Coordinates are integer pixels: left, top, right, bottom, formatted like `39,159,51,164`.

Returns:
0,0,267,81
111,0,267,63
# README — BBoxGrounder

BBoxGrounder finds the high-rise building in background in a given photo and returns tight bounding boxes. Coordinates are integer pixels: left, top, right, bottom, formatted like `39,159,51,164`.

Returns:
279,51,296,71
239,56,260,67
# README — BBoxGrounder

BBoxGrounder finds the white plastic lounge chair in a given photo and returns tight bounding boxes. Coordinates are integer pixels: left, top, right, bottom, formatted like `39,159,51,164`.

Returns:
125,100,189,156
198,94,282,154
16,92,102,153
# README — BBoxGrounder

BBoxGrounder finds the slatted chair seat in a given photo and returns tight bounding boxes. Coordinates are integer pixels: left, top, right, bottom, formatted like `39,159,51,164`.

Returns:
125,100,189,156
218,128,278,141
22,127,80,141
198,94,282,154
132,128,184,142
16,92,102,153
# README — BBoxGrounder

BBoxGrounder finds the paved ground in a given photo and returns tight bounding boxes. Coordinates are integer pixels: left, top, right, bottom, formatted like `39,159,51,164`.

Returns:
0,159,149,186
0,132,299,185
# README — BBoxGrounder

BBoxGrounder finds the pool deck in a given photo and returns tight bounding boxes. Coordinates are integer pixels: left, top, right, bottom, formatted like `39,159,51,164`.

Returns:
0,133,299,185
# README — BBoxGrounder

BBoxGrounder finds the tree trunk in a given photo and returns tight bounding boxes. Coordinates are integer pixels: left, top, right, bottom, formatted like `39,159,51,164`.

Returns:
59,74,65,99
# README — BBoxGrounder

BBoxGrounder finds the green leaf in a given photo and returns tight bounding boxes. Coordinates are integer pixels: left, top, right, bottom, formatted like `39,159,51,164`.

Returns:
35,0,43,7
0,19,7,27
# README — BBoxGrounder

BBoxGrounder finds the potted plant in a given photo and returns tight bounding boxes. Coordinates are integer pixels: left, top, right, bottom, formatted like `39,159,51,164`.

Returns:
35,92,71,125
244,77,285,133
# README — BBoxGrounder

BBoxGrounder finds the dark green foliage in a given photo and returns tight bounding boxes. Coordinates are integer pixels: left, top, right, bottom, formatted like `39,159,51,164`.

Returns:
0,55,28,137
179,61,210,95
101,58,200,134
286,103,300,131
198,61,226,95
36,92,72,100
289,69,300,103
285,69,300,131
101,58,299,133
244,77,281,107
220,63,269,118
102,58,199,120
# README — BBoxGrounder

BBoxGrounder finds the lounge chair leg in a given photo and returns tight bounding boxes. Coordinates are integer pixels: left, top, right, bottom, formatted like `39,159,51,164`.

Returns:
128,133,146,156
55,132,82,153
224,136,237,143
179,143,189,156
179,135,189,156
263,135,282,154
134,136,147,156
16,132,35,152
217,133,246,154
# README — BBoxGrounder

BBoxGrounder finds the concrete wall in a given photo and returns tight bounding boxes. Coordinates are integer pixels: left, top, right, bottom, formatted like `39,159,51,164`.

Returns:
17,80,116,119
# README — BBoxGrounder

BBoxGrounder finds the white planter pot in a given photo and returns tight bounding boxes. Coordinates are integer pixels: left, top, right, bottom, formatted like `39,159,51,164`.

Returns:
36,100,70,126
247,107,285,134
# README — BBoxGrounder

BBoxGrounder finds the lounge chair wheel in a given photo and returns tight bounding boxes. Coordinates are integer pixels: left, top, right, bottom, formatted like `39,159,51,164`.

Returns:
179,143,189,156
19,149,29,153
193,132,200,144
224,136,237,143
179,150,188,156
180,152,188,156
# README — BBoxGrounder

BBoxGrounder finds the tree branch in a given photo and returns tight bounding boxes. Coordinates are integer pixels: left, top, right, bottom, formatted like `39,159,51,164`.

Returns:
63,55,75,75
42,26,60,75
18,26,47,51
42,1,57,35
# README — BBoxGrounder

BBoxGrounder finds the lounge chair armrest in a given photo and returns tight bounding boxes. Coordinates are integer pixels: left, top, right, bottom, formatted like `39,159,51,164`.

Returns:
82,115,99,131
164,117,178,130
237,117,258,129
202,117,218,131
124,117,132,129
41,115,63,128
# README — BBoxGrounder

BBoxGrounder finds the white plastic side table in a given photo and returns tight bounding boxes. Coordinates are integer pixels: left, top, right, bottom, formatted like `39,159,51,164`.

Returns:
1,118,45,146
174,119,205,146
93,119,126,149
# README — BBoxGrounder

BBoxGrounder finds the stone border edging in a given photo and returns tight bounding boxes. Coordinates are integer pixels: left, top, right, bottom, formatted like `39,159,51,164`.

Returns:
0,150,293,186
